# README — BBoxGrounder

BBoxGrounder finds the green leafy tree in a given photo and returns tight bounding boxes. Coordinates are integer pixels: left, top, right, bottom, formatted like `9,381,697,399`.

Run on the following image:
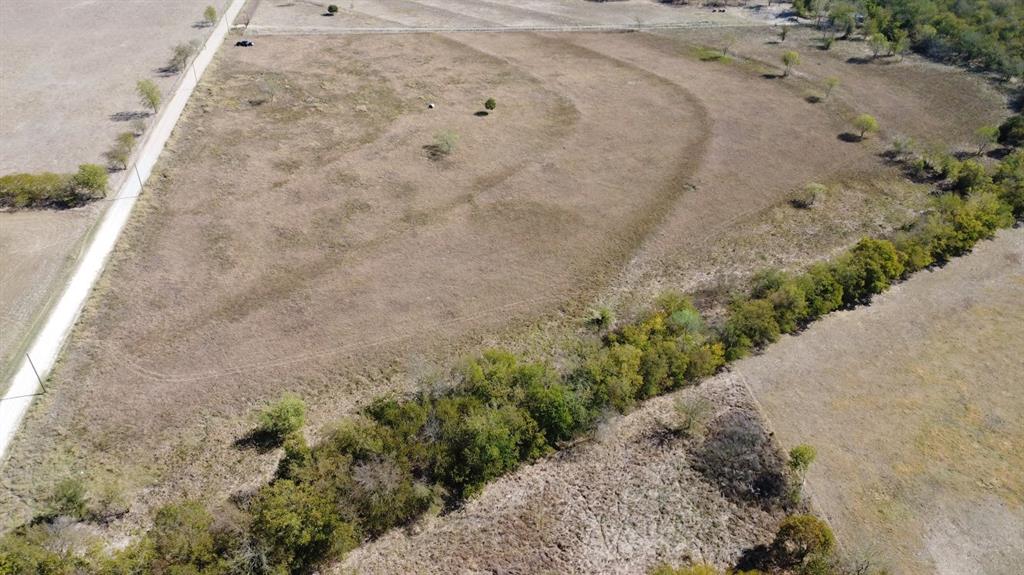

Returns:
852,114,879,139
137,79,161,113
250,480,359,572
771,515,835,567
788,444,817,475
781,50,800,76
484,98,497,111
823,77,839,100
723,298,780,360
203,5,217,25
868,33,890,58
150,501,216,568
328,4,339,14
975,125,999,156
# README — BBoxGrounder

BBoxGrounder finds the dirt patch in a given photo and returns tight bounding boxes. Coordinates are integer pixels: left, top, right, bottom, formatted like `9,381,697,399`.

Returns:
741,228,1024,575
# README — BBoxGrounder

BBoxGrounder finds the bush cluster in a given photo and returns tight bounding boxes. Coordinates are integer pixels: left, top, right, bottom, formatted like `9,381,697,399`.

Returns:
0,164,107,209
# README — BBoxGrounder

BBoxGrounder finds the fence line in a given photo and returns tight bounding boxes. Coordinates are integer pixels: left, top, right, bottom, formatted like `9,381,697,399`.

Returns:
0,0,248,463
240,20,783,36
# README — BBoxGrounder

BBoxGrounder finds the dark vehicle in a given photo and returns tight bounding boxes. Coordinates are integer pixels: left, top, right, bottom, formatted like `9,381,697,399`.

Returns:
235,40,254,47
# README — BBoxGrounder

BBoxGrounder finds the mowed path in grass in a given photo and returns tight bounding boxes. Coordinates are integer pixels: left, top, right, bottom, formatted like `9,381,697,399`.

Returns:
742,228,1024,575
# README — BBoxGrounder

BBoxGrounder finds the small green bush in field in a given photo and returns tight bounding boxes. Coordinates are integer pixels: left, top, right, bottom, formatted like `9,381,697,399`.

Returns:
771,514,835,567
484,97,497,111
257,393,306,440
49,477,87,519
788,444,817,475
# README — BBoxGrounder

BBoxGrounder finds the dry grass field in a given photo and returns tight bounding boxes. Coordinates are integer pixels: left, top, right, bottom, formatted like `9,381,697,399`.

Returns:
742,228,1024,575
0,18,1011,572
343,376,780,574
0,0,230,394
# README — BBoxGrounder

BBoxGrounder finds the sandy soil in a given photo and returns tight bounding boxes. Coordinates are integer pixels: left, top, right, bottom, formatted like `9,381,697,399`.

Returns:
742,228,1024,575
343,376,783,574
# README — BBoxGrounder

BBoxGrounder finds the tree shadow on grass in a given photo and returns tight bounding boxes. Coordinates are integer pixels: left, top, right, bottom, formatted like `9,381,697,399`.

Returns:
846,56,873,65
805,95,822,104
233,429,282,454
109,111,149,122
762,72,784,79
474,110,489,117
837,132,862,143
735,544,773,571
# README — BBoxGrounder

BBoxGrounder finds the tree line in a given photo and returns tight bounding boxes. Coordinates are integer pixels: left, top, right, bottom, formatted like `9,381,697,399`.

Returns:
793,0,1023,78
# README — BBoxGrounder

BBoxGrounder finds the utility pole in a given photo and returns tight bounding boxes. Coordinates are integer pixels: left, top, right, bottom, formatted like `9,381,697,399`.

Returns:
25,353,46,394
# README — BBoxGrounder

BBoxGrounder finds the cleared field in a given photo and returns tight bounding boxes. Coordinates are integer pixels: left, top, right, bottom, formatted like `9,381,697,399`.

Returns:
0,206,101,383
245,0,756,32
743,228,1024,575
0,0,231,395
0,0,228,175
0,24,1007,556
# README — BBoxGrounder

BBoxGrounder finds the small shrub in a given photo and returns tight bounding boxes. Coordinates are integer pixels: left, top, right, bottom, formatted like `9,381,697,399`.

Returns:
484,97,497,111
203,5,217,25
137,79,161,113
781,50,800,76
868,33,890,58
951,159,990,194
105,131,136,170
167,42,197,73
49,477,88,519
250,479,360,572
852,114,879,139
673,396,712,438
257,393,307,441
771,514,836,567
975,125,999,155
788,444,817,475
587,306,615,331
427,130,458,160
823,76,839,100
328,4,339,13
70,163,108,195
150,501,216,568
789,182,825,208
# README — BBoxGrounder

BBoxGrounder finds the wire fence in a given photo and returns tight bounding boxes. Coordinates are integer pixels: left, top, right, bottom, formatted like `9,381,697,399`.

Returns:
0,0,248,465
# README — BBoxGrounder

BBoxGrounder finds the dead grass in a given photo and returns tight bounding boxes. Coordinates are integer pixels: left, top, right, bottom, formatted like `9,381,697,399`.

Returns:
0,27,1010,570
741,229,1024,575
